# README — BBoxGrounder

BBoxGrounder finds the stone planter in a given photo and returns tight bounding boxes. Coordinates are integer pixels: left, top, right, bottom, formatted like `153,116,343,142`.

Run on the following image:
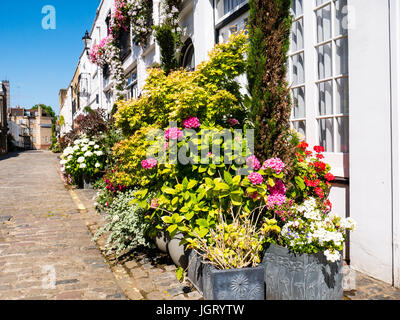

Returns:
167,233,190,269
202,263,265,300
262,244,343,300
154,231,170,253
187,251,205,294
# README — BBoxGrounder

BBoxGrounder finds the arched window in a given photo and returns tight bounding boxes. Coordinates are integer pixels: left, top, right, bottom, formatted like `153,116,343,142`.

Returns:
181,38,195,71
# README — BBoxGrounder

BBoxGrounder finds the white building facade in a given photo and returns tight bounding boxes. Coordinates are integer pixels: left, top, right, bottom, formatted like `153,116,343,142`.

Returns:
60,0,400,288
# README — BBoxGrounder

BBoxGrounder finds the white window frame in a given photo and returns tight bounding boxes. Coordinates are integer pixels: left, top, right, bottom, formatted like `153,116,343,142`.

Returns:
289,0,349,178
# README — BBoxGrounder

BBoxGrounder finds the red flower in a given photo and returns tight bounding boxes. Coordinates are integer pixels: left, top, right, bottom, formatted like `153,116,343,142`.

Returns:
298,142,309,151
316,154,325,160
314,146,325,153
315,187,324,199
306,150,313,157
325,173,335,181
314,161,327,172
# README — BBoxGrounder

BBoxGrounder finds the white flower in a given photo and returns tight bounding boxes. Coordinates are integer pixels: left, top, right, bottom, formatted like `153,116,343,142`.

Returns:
61,167,65,172
73,145,80,151
95,163,101,168
84,151,93,157
94,145,100,149
81,146,89,152
324,249,341,263
68,155,73,160
79,163,87,169
77,157,85,163
342,217,357,231
81,138,89,144
89,141,96,146
74,139,81,145
63,147,74,156
60,160,68,165
95,151,103,156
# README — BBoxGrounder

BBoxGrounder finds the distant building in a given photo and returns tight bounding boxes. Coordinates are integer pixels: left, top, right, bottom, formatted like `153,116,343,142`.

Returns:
0,81,10,154
8,106,53,150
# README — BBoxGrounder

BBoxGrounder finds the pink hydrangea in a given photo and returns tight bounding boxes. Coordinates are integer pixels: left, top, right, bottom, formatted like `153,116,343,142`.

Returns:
261,158,285,174
165,128,184,141
269,180,286,196
246,155,261,170
248,172,264,185
142,158,158,170
228,118,240,127
267,194,287,209
183,117,201,129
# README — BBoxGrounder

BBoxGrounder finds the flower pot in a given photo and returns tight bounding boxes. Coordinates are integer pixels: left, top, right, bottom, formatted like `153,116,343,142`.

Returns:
167,233,190,269
262,244,343,300
202,263,265,300
154,231,170,253
187,251,205,294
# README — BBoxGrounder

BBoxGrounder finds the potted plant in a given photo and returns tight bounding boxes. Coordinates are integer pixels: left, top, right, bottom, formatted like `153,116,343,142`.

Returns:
186,205,269,300
262,197,356,300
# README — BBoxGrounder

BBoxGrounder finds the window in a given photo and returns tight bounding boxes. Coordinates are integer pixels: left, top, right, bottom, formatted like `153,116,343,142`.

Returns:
289,0,306,138
223,0,246,15
126,69,138,100
181,39,195,71
118,27,132,61
288,0,349,177
315,0,348,153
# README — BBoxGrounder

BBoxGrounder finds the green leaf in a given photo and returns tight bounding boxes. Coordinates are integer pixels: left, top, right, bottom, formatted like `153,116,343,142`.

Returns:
196,219,208,228
185,211,195,221
187,180,198,190
176,267,185,283
224,171,233,184
295,176,306,191
162,216,173,224
164,188,177,195
232,175,241,185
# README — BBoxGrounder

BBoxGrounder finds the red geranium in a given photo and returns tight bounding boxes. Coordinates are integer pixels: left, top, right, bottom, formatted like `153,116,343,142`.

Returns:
325,173,335,181
298,142,309,151
314,146,325,153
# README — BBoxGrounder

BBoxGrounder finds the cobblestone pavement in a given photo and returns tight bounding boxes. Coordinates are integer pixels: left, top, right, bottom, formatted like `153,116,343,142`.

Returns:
74,188,202,300
0,151,126,300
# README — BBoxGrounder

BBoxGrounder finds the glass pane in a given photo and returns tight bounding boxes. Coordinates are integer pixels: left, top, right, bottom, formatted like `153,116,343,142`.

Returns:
318,118,334,152
336,77,349,114
293,121,306,138
291,0,303,17
316,4,332,43
337,116,349,153
316,0,329,6
292,86,306,119
292,53,305,85
317,43,332,79
335,0,348,36
335,38,348,75
318,80,333,116
291,19,304,52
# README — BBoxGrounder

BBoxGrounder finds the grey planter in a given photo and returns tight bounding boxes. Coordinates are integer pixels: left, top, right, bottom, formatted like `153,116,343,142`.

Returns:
187,251,205,294
202,263,265,300
154,231,170,253
262,244,343,300
167,233,190,269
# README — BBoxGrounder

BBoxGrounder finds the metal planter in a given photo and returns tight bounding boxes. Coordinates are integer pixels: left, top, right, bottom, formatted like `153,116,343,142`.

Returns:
263,244,343,300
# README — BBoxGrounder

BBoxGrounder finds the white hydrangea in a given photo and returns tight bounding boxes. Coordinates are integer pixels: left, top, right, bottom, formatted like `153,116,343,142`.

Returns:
79,163,87,169
95,151,104,156
94,145,100,149
89,141,96,146
84,151,93,157
60,160,68,165
63,147,74,156
73,145,80,151
77,157,85,163
95,163,101,168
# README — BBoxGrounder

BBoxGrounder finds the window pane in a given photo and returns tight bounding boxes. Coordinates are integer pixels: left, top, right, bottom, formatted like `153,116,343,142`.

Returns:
291,19,304,52
336,77,349,114
337,117,349,153
318,80,333,116
293,121,306,138
292,86,306,119
316,0,329,6
335,38,348,75
292,52,305,85
224,0,246,15
335,0,348,36
318,118,334,152
291,0,303,17
316,4,332,43
317,43,332,79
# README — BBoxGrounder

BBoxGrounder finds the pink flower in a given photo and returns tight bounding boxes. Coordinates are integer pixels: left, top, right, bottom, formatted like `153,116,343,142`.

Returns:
165,128,184,141
248,172,264,185
246,155,261,170
151,198,159,209
261,158,285,174
183,117,201,129
267,194,287,209
228,118,240,127
269,180,286,196
141,158,158,170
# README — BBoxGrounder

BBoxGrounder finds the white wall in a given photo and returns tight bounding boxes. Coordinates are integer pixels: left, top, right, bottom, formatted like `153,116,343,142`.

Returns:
349,0,394,284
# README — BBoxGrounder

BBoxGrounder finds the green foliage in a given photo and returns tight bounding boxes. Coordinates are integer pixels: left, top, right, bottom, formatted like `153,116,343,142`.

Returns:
247,0,297,180
94,190,152,256
114,32,249,135
154,23,180,75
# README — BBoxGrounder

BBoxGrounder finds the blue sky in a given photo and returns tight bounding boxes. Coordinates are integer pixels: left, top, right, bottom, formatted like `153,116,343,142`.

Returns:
0,0,100,115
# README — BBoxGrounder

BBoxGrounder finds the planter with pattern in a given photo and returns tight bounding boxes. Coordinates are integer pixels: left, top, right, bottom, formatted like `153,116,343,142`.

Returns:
262,244,343,300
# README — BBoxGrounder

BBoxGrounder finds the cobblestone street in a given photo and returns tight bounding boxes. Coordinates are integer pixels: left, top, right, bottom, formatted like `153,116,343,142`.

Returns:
1,150,400,301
